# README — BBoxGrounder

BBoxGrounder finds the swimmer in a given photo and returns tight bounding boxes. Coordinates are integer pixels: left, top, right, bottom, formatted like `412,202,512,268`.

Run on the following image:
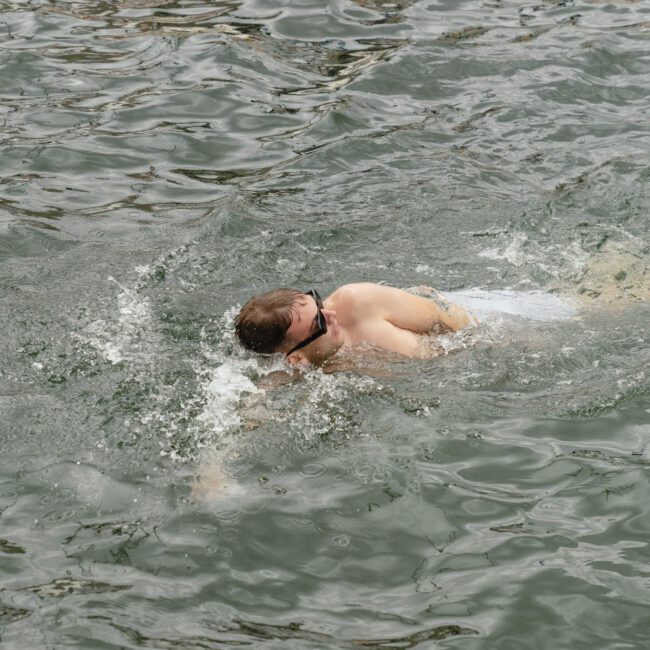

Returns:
234,283,473,366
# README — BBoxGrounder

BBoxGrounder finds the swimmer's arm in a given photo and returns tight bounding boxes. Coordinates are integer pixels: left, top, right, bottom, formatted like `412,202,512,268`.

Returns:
352,317,438,358
348,283,471,332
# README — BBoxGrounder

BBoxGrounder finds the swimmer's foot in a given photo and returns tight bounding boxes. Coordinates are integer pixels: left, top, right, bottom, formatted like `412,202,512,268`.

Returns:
552,240,650,308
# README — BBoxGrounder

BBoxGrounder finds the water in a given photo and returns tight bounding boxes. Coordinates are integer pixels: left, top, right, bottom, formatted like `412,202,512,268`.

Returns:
1,1,650,647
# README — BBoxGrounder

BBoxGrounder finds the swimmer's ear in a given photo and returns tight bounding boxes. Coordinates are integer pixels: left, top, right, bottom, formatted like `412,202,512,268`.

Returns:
286,351,310,368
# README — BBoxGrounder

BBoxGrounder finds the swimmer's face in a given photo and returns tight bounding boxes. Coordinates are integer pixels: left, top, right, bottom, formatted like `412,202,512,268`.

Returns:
282,292,343,366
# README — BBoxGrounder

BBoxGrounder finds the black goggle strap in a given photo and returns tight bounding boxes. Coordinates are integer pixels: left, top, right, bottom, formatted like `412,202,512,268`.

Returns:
289,329,323,354
286,290,326,355
305,289,322,308
306,289,325,330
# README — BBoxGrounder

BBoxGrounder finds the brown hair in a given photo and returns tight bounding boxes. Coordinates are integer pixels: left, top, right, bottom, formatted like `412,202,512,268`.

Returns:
234,288,304,354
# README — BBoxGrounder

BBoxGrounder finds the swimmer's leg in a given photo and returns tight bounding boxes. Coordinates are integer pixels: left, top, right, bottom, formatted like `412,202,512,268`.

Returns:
551,239,649,309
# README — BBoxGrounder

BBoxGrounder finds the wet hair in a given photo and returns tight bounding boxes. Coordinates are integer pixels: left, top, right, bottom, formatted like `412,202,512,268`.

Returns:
234,288,304,354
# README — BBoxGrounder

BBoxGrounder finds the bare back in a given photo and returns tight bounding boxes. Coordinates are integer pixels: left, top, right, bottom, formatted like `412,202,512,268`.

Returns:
324,283,471,359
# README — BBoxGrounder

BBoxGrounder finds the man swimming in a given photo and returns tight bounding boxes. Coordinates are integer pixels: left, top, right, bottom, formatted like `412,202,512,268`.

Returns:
235,283,472,366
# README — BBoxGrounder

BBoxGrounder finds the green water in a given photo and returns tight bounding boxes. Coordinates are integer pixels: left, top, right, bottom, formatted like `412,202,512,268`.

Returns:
1,1,650,648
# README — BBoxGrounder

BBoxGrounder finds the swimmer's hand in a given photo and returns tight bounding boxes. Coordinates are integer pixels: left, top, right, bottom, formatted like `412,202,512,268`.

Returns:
447,302,476,327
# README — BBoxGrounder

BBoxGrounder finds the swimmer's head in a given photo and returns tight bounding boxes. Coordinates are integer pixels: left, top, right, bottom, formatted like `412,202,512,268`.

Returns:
235,288,303,355
235,288,344,366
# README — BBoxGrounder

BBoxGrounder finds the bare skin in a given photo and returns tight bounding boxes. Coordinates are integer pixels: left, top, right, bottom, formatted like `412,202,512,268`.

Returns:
279,283,473,367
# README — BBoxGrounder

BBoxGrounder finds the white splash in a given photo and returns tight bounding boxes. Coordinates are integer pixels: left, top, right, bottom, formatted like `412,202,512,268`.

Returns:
416,263,436,275
196,359,260,435
81,275,153,364
478,232,530,266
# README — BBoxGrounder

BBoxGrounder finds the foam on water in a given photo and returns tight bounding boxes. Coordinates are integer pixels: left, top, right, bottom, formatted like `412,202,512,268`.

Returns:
196,359,261,435
477,232,532,268
477,233,591,284
80,275,154,365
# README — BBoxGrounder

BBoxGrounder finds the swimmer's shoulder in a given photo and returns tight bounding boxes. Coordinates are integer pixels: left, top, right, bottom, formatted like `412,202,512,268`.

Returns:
326,283,379,315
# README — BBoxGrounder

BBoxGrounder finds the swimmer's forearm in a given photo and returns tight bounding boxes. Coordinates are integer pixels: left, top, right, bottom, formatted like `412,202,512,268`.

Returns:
424,289,474,331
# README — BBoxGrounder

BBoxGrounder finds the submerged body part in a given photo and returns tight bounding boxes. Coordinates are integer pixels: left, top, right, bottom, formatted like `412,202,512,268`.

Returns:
554,240,650,305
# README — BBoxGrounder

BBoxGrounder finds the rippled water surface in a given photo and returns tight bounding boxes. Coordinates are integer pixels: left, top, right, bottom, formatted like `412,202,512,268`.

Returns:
2,1,650,648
